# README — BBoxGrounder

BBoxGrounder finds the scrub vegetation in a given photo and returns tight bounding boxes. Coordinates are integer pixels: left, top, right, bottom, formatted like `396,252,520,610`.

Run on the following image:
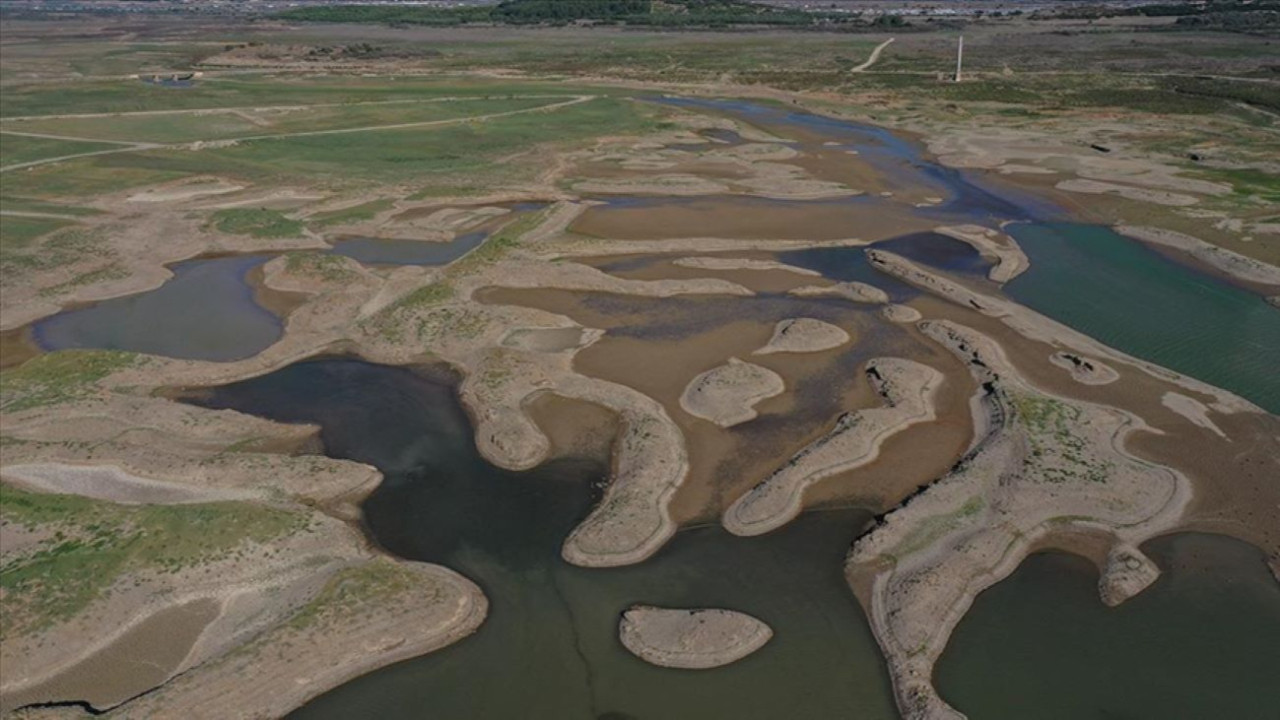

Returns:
0,350,141,413
0,485,310,638
210,208,304,239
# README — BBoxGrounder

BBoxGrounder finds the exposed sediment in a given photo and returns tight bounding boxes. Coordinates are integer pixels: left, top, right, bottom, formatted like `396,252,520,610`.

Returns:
790,281,889,304
680,358,785,428
1161,392,1226,439
754,318,851,355
724,358,943,537
618,606,773,670
935,224,1029,283
1049,351,1119,386
672,256,821,277
882,304,922,323
847,320,1191,720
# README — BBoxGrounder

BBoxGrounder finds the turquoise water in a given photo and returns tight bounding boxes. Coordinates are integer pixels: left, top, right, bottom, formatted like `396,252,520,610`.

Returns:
935,533,1280,720
1005,223,1280,413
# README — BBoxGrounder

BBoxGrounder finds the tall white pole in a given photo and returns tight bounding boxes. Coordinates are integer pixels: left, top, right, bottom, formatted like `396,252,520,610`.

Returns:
955,35,964,82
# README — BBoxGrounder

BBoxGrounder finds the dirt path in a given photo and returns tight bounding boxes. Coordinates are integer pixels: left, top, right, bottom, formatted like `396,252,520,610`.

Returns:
851,38,895,73
0,93,581,123
0,94,594,173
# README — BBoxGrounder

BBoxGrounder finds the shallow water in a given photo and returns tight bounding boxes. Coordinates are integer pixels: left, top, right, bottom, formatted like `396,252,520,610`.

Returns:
328,230,489,266
186,358,901,720
33,254,281,362
1005,223,1280,413
935,533,1280,720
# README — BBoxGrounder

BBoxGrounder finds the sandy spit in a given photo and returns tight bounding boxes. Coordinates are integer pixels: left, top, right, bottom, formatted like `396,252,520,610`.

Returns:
790,281,889,304
723,358,943,537
672,256,821,277
935,224,1029,283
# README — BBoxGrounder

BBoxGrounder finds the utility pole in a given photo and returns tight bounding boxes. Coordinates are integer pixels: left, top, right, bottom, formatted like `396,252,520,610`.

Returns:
955,35,964,82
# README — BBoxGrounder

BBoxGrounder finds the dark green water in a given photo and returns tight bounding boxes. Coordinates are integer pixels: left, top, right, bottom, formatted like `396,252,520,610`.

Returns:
188,358,901,720
936,533,1280,720
1005,223,1280,413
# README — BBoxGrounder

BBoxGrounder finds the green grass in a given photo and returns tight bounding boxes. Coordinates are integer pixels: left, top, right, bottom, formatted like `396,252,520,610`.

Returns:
286,558,426,632
16,95,564,144
210,208,303,238
308,198,394,228
0,214,73,253
0,196,104,217
0,133,122,167
283,251,359,281
0,484,310,638
0,350,141,413
0,76,582,119
1,224,111,276
0,157,188,200
1195,167,1280,204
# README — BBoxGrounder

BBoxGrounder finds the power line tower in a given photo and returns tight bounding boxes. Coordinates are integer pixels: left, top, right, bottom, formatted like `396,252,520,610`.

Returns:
955,35,964,82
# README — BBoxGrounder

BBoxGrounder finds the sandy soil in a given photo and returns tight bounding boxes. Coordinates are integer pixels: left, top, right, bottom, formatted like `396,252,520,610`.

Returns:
619,606,773,670
790,281,889,304
679,357,785,428
934,224,1028,283
754,317,851,355
882,304,923,323
671,256,821,277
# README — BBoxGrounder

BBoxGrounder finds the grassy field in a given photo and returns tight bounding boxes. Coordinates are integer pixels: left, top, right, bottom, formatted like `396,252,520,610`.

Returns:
1,93,661,198
8,95,573,143
0,349,139,412
0,133,124,167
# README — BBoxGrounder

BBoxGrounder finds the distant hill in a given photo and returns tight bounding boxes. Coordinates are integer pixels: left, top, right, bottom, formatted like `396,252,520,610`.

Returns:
276,0,823,28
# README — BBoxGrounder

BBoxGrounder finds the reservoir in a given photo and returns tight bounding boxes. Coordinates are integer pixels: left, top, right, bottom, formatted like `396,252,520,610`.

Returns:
187,358,902,720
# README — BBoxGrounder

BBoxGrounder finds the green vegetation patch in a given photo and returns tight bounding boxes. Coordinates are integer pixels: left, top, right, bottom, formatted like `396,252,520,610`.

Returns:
0,133,122,168
210,208,304,239
287,558,433,632
309,199,394,228
283,251,359,282
0,215,73,255
1,197,102,217
0,350,141,413
1012,393,1113,484
0,485,311,638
